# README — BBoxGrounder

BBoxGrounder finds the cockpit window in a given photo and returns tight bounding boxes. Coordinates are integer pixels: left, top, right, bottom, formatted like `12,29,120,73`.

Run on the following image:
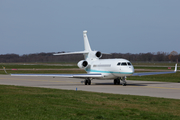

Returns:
117,62,121,65
128,62,132,66
121,62,127,66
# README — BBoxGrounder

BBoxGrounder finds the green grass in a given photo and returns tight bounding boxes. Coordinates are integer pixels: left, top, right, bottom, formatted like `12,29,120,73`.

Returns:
0,85,180,120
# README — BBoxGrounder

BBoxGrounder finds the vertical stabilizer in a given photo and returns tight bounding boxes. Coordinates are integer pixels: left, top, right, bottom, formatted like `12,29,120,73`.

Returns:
83,31,92,52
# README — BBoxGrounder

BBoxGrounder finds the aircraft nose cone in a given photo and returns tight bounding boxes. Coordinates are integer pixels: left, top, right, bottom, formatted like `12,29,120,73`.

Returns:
129,66,134,73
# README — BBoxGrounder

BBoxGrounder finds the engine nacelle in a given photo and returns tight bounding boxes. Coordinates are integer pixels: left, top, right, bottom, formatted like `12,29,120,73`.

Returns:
95,51,102,58
90,51,102,59
77,60,88,69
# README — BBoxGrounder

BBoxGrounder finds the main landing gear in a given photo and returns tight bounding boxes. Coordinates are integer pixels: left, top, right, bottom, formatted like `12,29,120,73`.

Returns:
84,78,91,85
114,77,127,86
114,79,120,85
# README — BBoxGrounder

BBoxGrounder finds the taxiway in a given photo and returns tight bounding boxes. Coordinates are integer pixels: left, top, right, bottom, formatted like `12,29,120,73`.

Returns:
0,75,180,99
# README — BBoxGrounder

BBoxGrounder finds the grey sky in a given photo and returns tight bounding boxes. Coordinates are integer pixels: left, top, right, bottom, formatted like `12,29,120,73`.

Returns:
1,0,180,55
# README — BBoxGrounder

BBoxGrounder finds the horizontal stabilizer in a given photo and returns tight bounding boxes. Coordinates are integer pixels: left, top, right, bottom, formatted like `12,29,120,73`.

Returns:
53,51,89,55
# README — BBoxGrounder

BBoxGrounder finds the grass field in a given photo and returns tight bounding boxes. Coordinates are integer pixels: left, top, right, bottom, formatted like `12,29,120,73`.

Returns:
0,85,180,120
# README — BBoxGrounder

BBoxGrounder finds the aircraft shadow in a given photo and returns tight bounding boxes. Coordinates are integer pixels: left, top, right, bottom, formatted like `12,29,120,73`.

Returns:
94,83,146,86
35,81,170,87
94,82,170,86
35,84,83,87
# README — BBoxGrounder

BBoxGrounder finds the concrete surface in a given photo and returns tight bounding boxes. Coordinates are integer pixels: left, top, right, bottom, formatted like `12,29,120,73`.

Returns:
0,75,180,99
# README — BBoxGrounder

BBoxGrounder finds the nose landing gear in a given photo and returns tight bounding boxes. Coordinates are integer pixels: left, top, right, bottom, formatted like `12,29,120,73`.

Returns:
114,77,127,86
121,77,127,86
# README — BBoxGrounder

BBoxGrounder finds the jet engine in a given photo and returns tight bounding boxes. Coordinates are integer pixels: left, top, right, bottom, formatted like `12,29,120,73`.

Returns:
77,60,88,69
95,51,102,58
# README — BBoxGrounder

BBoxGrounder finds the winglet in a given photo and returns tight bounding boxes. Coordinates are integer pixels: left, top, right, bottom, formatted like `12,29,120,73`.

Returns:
2,66,7,74
174,64,177,72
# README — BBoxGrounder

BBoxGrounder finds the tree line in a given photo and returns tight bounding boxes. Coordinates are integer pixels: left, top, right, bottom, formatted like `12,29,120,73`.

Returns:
0,51,179,63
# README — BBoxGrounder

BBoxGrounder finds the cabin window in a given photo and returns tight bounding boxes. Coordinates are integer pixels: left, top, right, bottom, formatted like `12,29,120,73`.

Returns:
121,62,127,66
117,62,121,65
94,64,111,67
98,64,111,67
128,62,132,66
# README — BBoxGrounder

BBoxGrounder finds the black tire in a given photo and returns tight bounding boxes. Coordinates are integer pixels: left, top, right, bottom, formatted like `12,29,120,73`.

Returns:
85,80,88,85
114,79,117,85
88,80,91,85
122,83,126,86
117,79,120,85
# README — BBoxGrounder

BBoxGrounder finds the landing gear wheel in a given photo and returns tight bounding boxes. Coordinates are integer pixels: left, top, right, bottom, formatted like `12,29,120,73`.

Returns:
85,80,88,85
88,79,91,85
114,79,120,85
121,77,127,86
114,79,117,85
85,79,91,85
117,79,120,85
122,83,126,86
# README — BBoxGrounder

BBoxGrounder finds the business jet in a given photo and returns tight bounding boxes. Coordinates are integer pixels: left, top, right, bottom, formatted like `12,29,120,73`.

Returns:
11,31,177,86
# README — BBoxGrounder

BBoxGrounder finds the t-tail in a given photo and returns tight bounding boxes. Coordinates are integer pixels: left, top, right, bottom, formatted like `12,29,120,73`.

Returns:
54,30,102,70
54,31,102,60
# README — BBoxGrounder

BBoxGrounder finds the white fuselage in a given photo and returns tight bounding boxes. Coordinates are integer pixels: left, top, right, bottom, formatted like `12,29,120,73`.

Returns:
85,59,134,79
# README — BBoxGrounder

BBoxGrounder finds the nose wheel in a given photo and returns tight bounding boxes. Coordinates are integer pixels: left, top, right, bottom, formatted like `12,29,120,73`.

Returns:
121,77,127,86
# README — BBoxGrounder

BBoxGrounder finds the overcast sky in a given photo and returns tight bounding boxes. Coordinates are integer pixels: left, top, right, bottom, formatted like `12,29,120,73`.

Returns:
1,0,180,55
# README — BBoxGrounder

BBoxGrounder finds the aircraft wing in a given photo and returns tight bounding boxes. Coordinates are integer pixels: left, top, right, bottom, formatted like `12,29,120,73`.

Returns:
132,64,177,76
132,71,176,76
11,73,103,78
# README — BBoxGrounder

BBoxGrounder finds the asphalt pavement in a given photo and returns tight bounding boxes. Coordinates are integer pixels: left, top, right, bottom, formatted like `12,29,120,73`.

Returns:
0,75,180,99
